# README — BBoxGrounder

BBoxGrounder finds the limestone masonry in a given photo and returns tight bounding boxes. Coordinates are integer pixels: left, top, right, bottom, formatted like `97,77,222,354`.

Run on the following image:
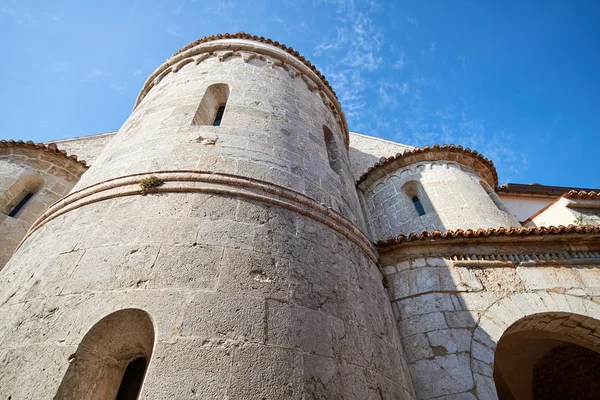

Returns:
1,33,600,399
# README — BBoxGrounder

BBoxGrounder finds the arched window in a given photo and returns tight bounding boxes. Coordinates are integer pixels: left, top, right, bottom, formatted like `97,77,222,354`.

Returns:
2,175,44,218
323,126,342,175
55,309,154,400
403,181,429,217
192,83,230,126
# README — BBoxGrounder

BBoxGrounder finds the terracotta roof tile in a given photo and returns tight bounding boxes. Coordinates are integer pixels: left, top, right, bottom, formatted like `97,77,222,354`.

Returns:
496,183,599,197
564,190,600,200
357,144,498,189
173,32,336,99
376,224,600,247
0,139,88,167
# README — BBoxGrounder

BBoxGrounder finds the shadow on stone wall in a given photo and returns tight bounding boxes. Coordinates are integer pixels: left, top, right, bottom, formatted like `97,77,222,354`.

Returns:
383,254,600,400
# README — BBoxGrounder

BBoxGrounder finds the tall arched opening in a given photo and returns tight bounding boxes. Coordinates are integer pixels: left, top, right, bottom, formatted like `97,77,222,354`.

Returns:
494,312,600,400
55,308,155,400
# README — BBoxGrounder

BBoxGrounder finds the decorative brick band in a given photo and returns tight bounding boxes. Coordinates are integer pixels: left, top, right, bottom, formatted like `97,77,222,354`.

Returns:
134,37,349,147
20,171,378,263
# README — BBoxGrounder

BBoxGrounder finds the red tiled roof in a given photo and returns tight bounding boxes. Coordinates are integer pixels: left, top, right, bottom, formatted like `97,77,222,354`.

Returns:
496,183,600,197
376,224,600,247
357,144,498,189
173,32,336,100
564,190,600,200
0,140,88,167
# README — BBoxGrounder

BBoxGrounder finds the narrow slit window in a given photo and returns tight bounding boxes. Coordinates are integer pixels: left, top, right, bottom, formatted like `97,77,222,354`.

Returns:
213,105,225,126
116,357,148,400
323,126,342,175
412,196,426,216
8,192,33,218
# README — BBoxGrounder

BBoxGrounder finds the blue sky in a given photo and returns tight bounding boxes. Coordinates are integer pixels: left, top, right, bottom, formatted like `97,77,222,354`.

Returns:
1,0,599,187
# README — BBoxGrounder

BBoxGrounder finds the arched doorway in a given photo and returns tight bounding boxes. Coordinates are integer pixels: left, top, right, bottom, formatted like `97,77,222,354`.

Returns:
55,308,155,399
494,312,600,400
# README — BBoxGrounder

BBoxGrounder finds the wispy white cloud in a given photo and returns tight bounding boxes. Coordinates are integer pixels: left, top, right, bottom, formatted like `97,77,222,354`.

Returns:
110,83,125,93
52,62,70,74
405,16,419,28
166,27,183,36
312,0,385,132
86,69,112,81
1,7,34,24
421,41,436,55
392,52,406,70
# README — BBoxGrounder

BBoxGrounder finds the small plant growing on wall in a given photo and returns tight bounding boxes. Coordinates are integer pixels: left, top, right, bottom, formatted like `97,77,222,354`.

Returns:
139,176,164,195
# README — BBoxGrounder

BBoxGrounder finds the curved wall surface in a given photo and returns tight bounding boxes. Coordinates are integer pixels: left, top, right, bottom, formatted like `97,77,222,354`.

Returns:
0,36,415,399
359,149,520,241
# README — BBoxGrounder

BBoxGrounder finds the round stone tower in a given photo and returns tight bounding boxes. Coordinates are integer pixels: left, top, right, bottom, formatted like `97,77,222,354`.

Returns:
358,145,520,241
0,33,414,399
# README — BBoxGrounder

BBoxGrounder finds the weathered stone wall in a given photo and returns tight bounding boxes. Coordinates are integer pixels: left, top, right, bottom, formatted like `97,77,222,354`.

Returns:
0,38,415,399
363,161,519,240
47,132,116,165
0,145,86,269
382,244,600,400
348,132,413,181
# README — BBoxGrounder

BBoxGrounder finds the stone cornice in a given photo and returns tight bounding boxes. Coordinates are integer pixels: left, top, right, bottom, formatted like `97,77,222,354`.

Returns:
377,225,600,264
134,33,349,148
357,144,498,190
20,170,377,263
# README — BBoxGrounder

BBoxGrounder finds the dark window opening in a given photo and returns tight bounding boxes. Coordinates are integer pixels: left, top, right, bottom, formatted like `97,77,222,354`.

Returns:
412,196,426,216
213,105,225,126
8,193,33,218
115,357,147,400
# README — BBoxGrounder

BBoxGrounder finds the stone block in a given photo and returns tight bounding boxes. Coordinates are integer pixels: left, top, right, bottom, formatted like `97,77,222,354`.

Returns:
267,300,336,357
180,292,265,343
218,248,289,300
410,354,473,399
427,329,471,354
402,312,448,337
228,344,303,399
517,266,581,291
140,338,232,399
151,243,222,290
61,245,160,294
403,333,434,362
